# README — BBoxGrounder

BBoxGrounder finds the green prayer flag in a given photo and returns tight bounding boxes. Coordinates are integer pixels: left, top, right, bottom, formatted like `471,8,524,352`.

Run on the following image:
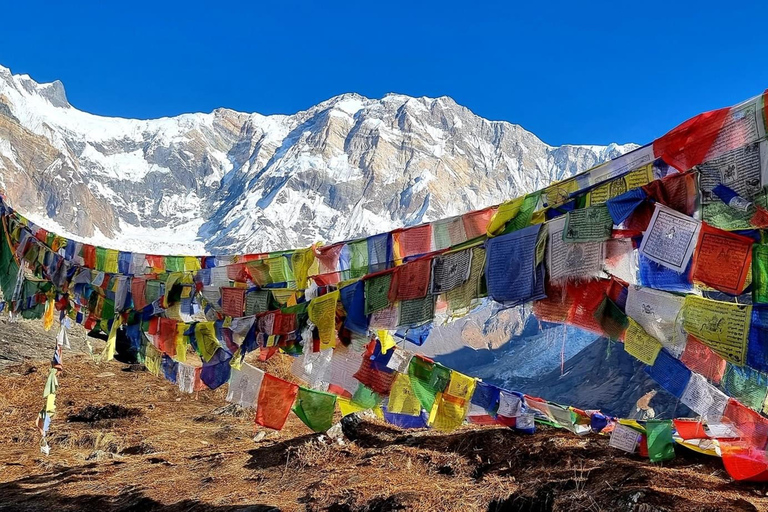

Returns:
563,205,613,242
351,383,380,409
364,272,393,315
646,420,675,462
408,357,450,412
165,256,185,273
722,364,768,411
96,247,107,271
754,244,768,303
399,295,435,327
293,387,337,432
347,240,369,280
502,191,541,234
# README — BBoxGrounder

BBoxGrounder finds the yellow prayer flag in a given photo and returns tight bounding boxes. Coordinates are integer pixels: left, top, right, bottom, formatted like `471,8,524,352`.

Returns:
338,397,368,417
446,370,476,401
377,330,396,354
291,247,316,290
195,322,220,362
145,344,162,377
175,323,187,363
486,196,524,237
623,318,662,365
308,290,339,350
184,256,201,272
105,249,120,274
387,373,423,416
682,295,751,366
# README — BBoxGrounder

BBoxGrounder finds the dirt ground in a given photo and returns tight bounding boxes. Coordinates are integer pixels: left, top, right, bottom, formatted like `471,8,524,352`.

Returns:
2,324,768,511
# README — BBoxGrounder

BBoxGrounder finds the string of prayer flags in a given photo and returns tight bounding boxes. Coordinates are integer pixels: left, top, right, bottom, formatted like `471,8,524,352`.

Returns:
682,296,751,366
639,204,701,273
563,205,613,242
226,363,266,408
587,164,653,206
307,290,339,349
293,387,336,432
691,223,753,295
256,373,299,430
623,318,663,365
646,420,676,462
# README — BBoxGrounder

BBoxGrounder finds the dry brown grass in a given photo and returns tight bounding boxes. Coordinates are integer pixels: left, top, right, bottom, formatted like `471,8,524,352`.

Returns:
2,355,768,511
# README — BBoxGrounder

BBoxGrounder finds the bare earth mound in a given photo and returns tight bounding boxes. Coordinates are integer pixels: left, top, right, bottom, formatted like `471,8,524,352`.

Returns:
2,351,768,511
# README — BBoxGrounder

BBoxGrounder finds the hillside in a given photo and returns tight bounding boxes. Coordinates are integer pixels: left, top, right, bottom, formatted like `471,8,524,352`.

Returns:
1,351,766,512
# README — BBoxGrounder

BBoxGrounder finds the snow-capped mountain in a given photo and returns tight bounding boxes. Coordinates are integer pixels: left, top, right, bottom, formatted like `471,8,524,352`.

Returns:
0,64,637,255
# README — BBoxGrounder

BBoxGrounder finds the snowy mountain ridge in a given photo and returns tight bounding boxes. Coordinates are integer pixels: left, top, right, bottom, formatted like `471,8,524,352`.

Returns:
0,64,637,254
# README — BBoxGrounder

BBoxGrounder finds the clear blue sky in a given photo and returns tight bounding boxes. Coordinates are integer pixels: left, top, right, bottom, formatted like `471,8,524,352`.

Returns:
2,0,767,146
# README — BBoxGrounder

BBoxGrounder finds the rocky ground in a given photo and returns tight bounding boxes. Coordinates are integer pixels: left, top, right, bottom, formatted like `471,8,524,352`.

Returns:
1,321,768,511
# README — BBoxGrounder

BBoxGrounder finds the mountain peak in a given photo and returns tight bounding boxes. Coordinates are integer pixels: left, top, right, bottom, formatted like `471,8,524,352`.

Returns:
0,62,636,255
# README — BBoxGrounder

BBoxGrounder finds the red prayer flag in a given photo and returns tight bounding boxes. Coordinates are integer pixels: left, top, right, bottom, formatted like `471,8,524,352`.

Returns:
220,287,245,317
463,207,496,240
653,107,731,171
393,224,432,259
673,419,709,440
680,336,726,384
389,257,431,301
82,245,96,269
692,223,753,295
256,373,299,430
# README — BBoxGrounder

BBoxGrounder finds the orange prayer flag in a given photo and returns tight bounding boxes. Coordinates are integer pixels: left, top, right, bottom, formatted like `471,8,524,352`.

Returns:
256,373,299,430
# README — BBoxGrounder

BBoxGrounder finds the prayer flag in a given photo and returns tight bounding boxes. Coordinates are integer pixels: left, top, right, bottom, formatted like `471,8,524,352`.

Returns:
293,387,336,432
646,420,676,462
256,374,299,430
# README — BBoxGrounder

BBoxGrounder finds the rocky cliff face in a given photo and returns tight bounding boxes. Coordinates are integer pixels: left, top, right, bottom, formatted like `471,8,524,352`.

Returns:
0,64,636,254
